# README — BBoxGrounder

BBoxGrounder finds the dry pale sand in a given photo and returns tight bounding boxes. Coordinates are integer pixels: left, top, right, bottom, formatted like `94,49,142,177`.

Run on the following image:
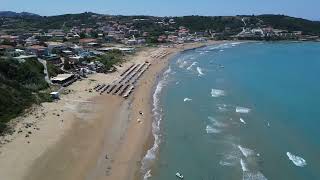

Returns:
0,41,222,180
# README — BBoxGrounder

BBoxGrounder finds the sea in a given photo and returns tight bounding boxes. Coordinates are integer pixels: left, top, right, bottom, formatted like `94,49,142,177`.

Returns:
141,41,320,180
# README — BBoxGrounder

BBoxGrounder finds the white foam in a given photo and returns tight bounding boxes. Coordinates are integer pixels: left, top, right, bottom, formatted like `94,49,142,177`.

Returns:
184,98,192,102
240,158,249,172
206,125,221,134
197,67,204,76
211,89,225,97
141,66,171,177
219,161,234,166
220,49,224,52
239,118,247,125
164,65,172,74
236,107,251,114
238,145,254,158
286,152,307,167
243,171,268,180
231,42,242,46
208,116,226,127
143,170,152,180
178,61,188,68
217,104,228,112
186,62,197,70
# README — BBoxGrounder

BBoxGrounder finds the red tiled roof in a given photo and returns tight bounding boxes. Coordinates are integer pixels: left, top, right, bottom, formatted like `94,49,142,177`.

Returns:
79,38,97,43
0,45,14,49
28,45,46,50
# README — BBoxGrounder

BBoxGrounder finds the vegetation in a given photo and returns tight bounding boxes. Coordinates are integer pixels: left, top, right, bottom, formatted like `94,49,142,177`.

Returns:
95,50,123,72
1,13,320,36
174,16,243,33
257,15,320,35
47,62,63,77
0,57,49,134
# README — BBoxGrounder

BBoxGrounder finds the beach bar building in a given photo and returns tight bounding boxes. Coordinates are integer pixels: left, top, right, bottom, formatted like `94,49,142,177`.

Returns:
51,74,75,84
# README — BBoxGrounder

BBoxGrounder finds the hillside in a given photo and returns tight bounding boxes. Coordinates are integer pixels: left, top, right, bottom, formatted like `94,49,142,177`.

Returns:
1,12,320,36
257,15,320,35
0,58,49,134
0,11,40,17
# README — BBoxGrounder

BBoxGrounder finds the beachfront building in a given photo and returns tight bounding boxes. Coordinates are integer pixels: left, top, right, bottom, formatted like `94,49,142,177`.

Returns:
51,74,75,84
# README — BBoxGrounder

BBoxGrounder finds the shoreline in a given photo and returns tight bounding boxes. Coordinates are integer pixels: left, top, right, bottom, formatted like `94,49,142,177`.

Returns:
137,40,225,180
0,40,225,180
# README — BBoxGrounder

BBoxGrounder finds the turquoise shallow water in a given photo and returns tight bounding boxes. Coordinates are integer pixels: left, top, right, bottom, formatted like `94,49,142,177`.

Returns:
142,42,320,180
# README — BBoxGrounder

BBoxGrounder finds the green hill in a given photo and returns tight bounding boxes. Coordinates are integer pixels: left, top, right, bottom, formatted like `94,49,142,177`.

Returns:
257,15,320,35
0,57,49,134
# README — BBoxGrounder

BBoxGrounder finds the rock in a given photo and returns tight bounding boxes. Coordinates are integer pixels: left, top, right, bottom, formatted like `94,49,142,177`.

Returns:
28,131,32,134
25,134,29,138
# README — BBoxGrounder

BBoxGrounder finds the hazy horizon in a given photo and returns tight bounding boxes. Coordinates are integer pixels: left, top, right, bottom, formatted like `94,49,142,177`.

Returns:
1,0,319,20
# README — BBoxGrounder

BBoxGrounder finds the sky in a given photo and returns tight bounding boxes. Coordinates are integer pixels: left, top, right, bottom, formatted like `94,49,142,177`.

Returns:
1,0,319,20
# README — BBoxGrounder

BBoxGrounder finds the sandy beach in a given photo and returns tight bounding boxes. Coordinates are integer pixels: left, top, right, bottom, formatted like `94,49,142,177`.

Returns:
0,40,222,180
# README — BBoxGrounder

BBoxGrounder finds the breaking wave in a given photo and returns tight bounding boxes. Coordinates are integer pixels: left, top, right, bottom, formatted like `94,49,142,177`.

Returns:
211,89,225,97
183,98,192,102
206,125,221,134
208,116,226,127
236,107,251,114
239,118,247,125
219,161,234,166
178,61,188,68
141,66,171,179
186,62,198,70
143,170,152,179
286,152,307,167
217,104,230,112
241,158,249,172
243,171,268,180
238,145,255,158
197,67,204,76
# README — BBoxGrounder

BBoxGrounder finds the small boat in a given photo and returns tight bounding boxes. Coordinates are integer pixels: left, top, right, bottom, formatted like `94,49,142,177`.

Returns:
176,172,184,179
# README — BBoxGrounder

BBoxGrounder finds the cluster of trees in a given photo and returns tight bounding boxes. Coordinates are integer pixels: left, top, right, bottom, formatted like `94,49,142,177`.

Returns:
95,49,123,72
257,15,320,35
173,16,243,33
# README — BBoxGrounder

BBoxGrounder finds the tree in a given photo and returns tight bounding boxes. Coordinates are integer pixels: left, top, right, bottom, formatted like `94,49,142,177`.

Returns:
63,59,72,70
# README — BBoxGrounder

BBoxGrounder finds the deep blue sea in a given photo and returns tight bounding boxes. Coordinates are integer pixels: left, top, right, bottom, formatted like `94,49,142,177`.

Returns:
142,42,320,180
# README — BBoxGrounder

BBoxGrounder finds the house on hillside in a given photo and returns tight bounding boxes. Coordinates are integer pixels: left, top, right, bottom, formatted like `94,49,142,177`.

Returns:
0,45,14,56
45,42,67,54
79,38,98,47
26,45,47,56
24,36,39,46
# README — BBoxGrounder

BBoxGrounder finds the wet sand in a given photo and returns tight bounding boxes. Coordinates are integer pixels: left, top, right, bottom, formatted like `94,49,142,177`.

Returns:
0,41,222,180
